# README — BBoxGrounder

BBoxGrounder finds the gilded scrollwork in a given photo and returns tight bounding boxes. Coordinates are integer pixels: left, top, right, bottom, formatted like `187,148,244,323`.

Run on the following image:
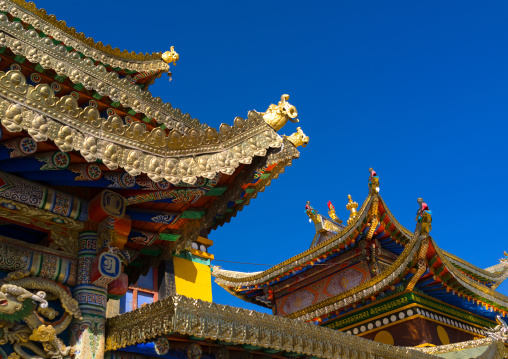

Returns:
0,277,81,359
0,197,81,254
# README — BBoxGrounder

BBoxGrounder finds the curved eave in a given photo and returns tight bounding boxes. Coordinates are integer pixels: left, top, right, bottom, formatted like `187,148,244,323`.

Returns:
213,194,375,287
211,141,301,231
430,239,508,310
0,70,285,185
443,250,508,286
5,0,168,65
105,295,434,359
215,280,271,309
0,13,204,132
214,194,415,302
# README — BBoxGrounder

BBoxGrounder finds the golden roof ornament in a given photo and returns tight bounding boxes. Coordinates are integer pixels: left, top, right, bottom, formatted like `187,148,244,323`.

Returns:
285,127,309,148
416,198,432,235
262,94,299,131
501,251,508,264
162,46,179,65
305,201,320,224
327,201,342,223
368,168,379,194
346,195,358,225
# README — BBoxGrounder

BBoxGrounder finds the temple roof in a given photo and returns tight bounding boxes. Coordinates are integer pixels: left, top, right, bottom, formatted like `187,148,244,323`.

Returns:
105,294,436,359
213,173,508,322
6,0,170,64
0,0,310,283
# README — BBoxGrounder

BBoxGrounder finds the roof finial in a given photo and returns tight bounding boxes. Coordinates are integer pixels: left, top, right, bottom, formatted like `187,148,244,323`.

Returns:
327,201,342,223
284,127,309,148
305,201,320,224
501,251,508,264
346,195,358,225
262,94,299,131
416,198,432,235
368,168,379,194
162,46,179,65
484,315,508,342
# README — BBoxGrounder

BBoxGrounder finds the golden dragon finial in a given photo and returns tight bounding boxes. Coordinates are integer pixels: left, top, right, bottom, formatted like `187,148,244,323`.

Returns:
162,46,179,65
285,127,309,148
346,194,358,225
305,201,320,224
263,94,299,131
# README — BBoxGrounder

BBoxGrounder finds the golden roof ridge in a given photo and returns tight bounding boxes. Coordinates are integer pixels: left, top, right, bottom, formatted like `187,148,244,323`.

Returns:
7,0,167,63
431,239,508,308
443,250,508,284
213,194,374,285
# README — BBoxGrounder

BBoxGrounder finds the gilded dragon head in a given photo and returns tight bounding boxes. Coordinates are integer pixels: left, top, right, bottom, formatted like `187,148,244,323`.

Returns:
263,94,299,131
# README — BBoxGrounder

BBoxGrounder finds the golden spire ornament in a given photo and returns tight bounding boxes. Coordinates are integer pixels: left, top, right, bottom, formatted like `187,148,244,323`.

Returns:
346,194,358,225
162,46,179,65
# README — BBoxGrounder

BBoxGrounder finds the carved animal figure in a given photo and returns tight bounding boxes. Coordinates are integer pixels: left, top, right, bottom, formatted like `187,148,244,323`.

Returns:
285,127,309,148
0,275,81,359
485,315,508,342
262,94,299,131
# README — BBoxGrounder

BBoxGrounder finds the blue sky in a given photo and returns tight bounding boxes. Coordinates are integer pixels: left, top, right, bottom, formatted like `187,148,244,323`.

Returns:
39,0,508,312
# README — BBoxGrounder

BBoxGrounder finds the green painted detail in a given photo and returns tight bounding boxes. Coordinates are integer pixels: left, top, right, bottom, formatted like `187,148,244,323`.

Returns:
0,47,6,54
435,265,445,275
159,124,167,130
324,291,494,331
260,173,271,179
128,261,144,268
139,247,162,256
189,336,206,341
173,252,210,266
34,64,45,73
110,101,121,108
245,188,255,193
141,116,151,123
263,349,281,354
127,109,137,115
204,187,227,196
159,233,180,242
13,55,25,64
181,210,205,219
442,273,453,282
92,92,102,99
243,345,262,350
235,200,244,204
226,208,233,213
428,255,438,267
73,83,84,90
0,299,34,323
52,38,62,45
65,46,73,52
54,75,67,83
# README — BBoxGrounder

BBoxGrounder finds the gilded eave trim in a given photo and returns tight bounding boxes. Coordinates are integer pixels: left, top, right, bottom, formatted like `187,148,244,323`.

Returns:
213,194,413,288
5,0,168,65
443,250,508,283
105,295,435,359
0,18,202,132
213,195,375,286
432,239,508,308
0,70,287,185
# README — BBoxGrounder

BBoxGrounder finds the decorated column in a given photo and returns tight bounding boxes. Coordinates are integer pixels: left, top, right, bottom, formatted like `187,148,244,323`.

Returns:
70,190,126,359
70,230,108,359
